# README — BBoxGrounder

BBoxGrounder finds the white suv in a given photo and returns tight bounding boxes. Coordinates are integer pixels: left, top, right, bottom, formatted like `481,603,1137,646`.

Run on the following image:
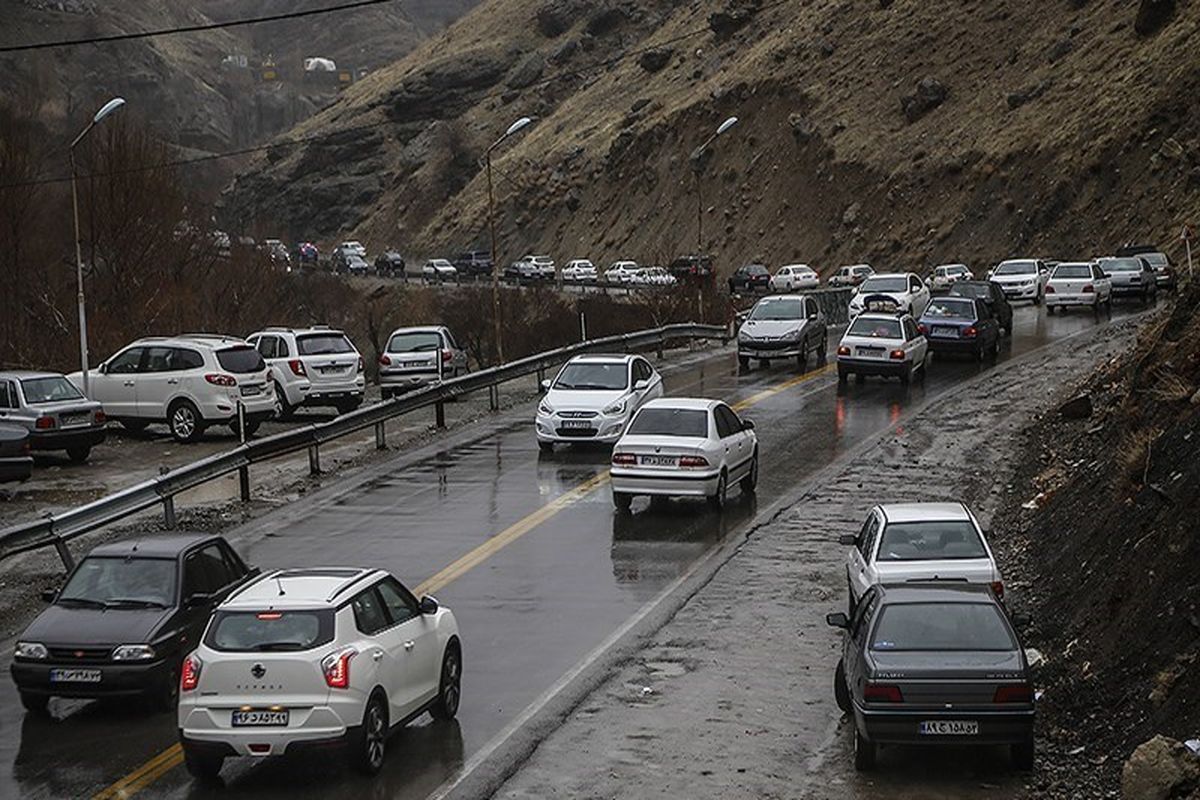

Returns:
178,567,461,781
70,335,274,442
246,327,365,418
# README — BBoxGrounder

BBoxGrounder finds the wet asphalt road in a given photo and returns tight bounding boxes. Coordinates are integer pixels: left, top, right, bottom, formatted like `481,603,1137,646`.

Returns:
0,302,1137,799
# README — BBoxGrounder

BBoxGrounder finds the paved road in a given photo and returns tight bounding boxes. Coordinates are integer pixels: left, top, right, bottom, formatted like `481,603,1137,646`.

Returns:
0,302,1137,799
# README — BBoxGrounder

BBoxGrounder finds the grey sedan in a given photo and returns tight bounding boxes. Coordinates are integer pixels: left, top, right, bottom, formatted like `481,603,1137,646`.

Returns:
0,371,106,463
826,583,1035,772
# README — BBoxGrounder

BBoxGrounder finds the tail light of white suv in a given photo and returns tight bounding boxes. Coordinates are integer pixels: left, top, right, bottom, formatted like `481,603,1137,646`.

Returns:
181,653,203,691
321,647,358,689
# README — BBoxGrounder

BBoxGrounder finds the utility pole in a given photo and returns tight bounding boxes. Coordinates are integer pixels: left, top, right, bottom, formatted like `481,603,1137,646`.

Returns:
483,117,532,365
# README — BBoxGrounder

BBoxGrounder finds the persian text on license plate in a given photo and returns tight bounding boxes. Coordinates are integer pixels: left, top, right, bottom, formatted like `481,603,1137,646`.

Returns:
60,413,91,427
919,720,978,735
50,668,101,683
932,326,959,337
240,385,262,396
856,348,884,359
561,420,592,429
641,455,677,467
232,710,289,727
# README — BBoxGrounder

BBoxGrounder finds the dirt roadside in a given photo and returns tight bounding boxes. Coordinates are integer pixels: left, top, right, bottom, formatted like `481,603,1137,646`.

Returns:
488,321,1142,800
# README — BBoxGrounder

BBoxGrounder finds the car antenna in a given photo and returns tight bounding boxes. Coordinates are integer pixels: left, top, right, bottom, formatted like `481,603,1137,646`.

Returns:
275,575,286,596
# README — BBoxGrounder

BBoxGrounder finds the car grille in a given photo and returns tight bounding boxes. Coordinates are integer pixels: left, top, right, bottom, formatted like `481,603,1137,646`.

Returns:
555,427,598,437
48,646,112,663
558,411,598,419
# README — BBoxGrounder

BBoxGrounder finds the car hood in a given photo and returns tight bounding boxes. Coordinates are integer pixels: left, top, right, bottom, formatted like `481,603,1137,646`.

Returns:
22,604,172,646
740,319,808,339
867,649,1025,680
990,273,1036,284
544,388,628,411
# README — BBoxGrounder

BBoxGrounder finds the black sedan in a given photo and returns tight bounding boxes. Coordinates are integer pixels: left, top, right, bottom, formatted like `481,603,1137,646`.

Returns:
916,296,1002,360
11,533,256,714
0,423,33,483
727,264,771,293
948,280,1013,335
826,583,1035,772
374,250,406,278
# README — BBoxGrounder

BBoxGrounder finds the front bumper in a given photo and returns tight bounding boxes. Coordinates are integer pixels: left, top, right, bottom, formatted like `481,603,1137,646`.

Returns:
535,414,627,443
837,357,909,377
854,703,1035,746
739,340,805,359
610,468,721,498
996,283,1039,300
29,427,107,451
12,657,172,699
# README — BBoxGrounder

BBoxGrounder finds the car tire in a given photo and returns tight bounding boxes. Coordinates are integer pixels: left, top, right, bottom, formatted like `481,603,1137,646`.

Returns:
1012,738,1035,771
230,419,261,439
168,400,204,443
182,744,224,782
1033,291,1042,306
817,335,828,366
853,728,876,771
149,665,179,713
1046,305,1055,315
274,382,295,420
989,337,1000,360
19,691,49,715
429,642,462,721
66,446,91,464
900,364,912,385
120,419,149,434
707,470,728,511
834,660,851,714
538,441,554,454
837,367,848,385
739,452,758,495
349,692,389,775
613,491,633,512
737,355,750,371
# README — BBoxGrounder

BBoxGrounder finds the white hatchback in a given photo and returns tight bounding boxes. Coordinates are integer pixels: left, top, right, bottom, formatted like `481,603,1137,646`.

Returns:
848,273,931,319
839,502,1004,612
610,398,757,511
178,568,461,781
770,264,820,292
604,261,639,283
562,259,598,282
536,354,663,450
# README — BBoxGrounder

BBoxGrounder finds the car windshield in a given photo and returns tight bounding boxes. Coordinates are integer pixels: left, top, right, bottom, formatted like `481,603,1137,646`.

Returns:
59,557,176,608
994,261,1036,275
208,610,334,652
871,602,1015,652
1053,264,1092,278
876,520,988,561
626,407,708,437
847,318,902,338
748,298,804,321
1100,258,1140,272
1141,253,1167,268
20,376,85,405
216,346,266,373
297,334,354,355
859,277,908,293
922,299,975,319
949,283,988,299
387,332,441,353
553,362,628,390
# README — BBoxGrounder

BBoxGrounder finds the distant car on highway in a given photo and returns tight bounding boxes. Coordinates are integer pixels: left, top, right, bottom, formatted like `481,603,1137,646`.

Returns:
604,260,639,284
610,398,757,512
374,250,406,278
1045,261,1112,314
562,259,598,282
837,310,929,385
422,259,458,283
178,567,460,780
948,280,1013,336
332,242,367,272
294,242,319,266
838,502,1004,614
986,259,1049,304
630,266,676,286
727,263,771,293
452,250,493,279
247,326,365,418
826,583,1035,772
0,424,33,483
11,533,256,715
0,371,106,463
916,296,1001,360
535,354,662,452
667,254,714,280
737,294,827,371
1097,256,1158,305
340,253,370,276
770,264,819,292
508,255,554,282
378,326,468,399
72,335,275,443
1114,245,1175,290
848,273,931,319
829,264,874,287
262,239,291,270
925,263,973,293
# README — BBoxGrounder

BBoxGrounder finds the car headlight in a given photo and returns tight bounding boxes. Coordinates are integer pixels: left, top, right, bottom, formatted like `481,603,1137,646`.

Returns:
112,644,156,661
15,642,48,660
783,327,804,340
538,401,554,415
602,400,627,416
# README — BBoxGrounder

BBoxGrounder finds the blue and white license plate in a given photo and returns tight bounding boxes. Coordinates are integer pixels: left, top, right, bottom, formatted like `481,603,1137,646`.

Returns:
855,348,885,359
232,710,289,727
561,420,592,429
240,385,262,397
919,720,978,735
932,326,959,337
50,668,101,683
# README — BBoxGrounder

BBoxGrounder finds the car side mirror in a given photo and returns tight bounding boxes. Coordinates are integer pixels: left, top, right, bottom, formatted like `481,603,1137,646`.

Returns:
838,534,858,546
808,310,819,320
633,379,649,391
419,595,439,615
826,612,850,629
741,418,755,430
540,379,551,393
40,588,58,603
185,592,213,609
97,362,107,375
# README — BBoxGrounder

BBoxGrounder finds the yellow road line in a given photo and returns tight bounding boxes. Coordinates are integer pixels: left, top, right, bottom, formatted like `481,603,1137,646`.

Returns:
92,363,833,798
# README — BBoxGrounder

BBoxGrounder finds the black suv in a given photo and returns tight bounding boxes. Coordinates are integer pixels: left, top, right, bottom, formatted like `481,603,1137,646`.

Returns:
11,533,256,714
728,264,771,293
375,250,406,278
668,254,714,280
453,250,494,279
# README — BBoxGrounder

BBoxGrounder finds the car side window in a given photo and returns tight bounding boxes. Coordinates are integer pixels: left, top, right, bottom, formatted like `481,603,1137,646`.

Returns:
183,544,234,599
352,588,390,635
376,578,420,626
0,381,12,408
715,406,740,438
276,337,291,358
712,407,732,438
909,276,921,292
173,348,204,370
256,336,277,359
143,347,173,373
903,319,919,341
861,513,881,561
216,541,248,580
108,347,144,374
851,587,878,639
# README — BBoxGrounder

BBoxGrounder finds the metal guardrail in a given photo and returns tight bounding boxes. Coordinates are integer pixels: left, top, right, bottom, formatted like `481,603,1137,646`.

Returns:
0,323,728,569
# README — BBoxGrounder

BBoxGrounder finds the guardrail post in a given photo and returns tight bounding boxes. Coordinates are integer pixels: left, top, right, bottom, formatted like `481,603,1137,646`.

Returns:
53,537,74,572
657,334,665,360
375,421,386,450
238,465,251,502
435,400,446,428
308,444,321,475
536,367,545,385
163,495,177,529
488,384,499,411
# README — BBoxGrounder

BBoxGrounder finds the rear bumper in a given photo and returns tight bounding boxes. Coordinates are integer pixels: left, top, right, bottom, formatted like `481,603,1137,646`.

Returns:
1045,293,1098,307
294,380,365,406
28,427,107,451
610,468,721,497
855,704,1035,745
11,658,172,699
837,357,908,377
739,343,804,359
379,372,440,391
198,393,276,422
179,700,358,757
1111,283,1152,296
925,337,983,352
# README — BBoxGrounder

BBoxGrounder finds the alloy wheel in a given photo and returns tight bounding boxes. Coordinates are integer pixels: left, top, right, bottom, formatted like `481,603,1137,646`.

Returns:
365,702,385,769
172,406,195,439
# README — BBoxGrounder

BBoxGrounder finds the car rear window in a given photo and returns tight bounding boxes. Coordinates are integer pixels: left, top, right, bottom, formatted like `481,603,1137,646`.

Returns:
20,376,85,405
1141,253,1168,268
626,408,708,437
847,318,902,338
387,332,441,353
1099,258,1140,272
216,346,266,373
949,283,988,299
922,299,975,319
207,609,335,651
59,557,176,608
1053,264,1092,278
871,603,1015,651
297,334,354,355
876,521,988,561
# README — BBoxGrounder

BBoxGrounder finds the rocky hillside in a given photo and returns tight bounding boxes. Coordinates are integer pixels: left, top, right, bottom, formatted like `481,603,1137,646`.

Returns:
222,0,1199,272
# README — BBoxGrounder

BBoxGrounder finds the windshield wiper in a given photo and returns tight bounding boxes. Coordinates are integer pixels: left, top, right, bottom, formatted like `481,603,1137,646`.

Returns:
57,597,107,609
105,598,169,609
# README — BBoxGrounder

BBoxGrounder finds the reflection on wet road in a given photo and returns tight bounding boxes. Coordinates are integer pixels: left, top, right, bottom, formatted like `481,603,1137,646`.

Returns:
0,302,1138,799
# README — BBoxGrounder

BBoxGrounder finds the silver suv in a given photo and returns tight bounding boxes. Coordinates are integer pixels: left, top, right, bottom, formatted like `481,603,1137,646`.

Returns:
378,327,467,399
246,326,365,418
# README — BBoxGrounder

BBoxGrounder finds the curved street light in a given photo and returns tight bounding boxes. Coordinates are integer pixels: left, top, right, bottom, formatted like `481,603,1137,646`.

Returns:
485,116,534,364
692,116,740,253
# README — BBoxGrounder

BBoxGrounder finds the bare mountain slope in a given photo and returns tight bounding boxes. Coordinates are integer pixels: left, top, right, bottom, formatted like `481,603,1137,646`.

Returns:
224,0,1199,272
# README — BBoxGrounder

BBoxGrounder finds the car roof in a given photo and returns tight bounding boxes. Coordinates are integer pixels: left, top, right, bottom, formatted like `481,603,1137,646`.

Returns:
1053,261,1093,268
568,353,637,364
88,532,215,559
757,294,806,302
223,567,384,609
129,335,248,349
878,502,970,523
388,325,445,335
0,370,65,380
863,272,913,279
639,397,718,411
877,582,999,605
258,326,343,336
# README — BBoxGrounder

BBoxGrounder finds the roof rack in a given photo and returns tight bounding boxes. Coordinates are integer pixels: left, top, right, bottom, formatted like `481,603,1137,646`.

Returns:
326,569,377,603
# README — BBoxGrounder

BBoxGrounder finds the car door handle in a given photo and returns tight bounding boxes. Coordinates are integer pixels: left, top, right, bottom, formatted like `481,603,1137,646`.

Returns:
403,641,414,651
372,650,384,661
123,381,135,387
167,379,179,385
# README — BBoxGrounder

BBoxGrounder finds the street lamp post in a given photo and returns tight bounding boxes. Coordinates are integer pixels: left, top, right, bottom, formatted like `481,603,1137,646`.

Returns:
70,97,125,396
690,116,738,254
484,116,533,366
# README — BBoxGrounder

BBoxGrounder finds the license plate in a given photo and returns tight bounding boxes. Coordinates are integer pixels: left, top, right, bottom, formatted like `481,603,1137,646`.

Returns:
404,361,426,368
60,413,91,427
932,326,959,337
232,710,289,727
561,420,592,429
50,668,101,683
240,385,262,396
641,455,677,467
919,720,978,735
856,348,884,358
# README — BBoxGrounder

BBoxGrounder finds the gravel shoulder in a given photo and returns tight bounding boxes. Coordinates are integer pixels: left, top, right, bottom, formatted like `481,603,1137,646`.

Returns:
489,320,1139,800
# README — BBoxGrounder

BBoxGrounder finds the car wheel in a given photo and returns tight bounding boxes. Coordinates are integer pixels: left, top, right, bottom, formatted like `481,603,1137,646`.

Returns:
349,692,389,775
796,351,807,370
737,355,750,371
1033,291,1042,306
168,400,204,443
853,728,876,772
274,382,295,420
380,388,392,402
538,441,554,454
429,643,462,721
19,691,49,715
834,659,851,714
1046,305,1055,315
120,418,149,434
66,446,91,464
989,337,1000,360
817,335,828,366
739,452,758,495
613,491,633,512
182,743,224,782
707,470,728,511
900,363,912,385
1012,738,1035,771
149,665,179,713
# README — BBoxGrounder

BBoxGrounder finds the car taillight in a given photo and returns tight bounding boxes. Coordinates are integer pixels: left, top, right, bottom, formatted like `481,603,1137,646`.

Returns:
993,685,1033,704
837,345,851,356
990,580,1004,599
889,349,905,360
441,349,453,365
94,410,107,424
1082,284,1094,293
1045,285,1055,294
205,373,237,387
321,647,358,689
612,453,637,466
863,684,903,703
288,359,306,377
358,356,365,373
181,653,202,691
35,416,56,429
962,326,978,338
379,354,392,367
679,456,710,468
916,323,928,334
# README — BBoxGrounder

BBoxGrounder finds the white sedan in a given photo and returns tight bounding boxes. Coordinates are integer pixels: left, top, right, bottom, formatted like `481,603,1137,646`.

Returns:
422,259,458,282
847,273,931,319
987,259,1050,304
836,311,929,385
839,502,1004,612
610,398,757,511
604,261,639,283
770,264,820,292
1045,261,1112,313
536,354,663,451
562,259,598,282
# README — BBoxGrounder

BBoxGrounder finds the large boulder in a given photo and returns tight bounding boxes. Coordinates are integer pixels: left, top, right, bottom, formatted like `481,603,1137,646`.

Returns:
1121,735,1200,800
901,77,948,123
638,48,673,73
